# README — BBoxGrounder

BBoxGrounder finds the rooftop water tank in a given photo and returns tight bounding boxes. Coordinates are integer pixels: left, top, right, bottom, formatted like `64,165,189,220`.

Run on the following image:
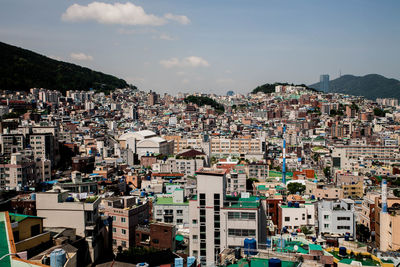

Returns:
174,258,184,267
187,256,196,267
65,196,74,202
244,238,257,256
30,193,36,201
269,258,282,267
311,195,315,200
266,238,272,248
234,247,241,259
288,201,293,207
136,263,149,267
50,248,66,267
294,202,300,208
339,247,347,256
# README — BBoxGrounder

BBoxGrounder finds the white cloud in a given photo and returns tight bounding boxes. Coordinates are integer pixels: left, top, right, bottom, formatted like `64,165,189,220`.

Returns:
62,2,190,26
160,56,209,68
117,28,156,35
216,78,234,85
70,52,93,61
164,13,191,25
159,33,174,40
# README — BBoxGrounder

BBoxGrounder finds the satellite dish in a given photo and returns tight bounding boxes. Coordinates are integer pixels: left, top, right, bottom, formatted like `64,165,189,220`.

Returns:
294,245,299,252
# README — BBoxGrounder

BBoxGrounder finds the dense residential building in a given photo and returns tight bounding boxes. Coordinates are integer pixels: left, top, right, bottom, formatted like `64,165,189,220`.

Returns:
318,199,356,237
189,168,266,266
102,196,149,248
153,189,189,227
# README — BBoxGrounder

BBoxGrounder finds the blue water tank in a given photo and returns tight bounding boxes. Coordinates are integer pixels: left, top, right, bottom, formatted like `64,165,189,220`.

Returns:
65,196,74,202
169,179,173,183
269,258,282,267
312,236,317,242
294,202,300,208
31,193,36,201
50,249,66,267
288,201,293,207
266,238,272,248
174,258,184,267
345,232,350,241
234,247,241,259
339,247,347,256
140,191,146,197
244,238,257,255
311,195,315,200
277,238,285,248
187,256,196,267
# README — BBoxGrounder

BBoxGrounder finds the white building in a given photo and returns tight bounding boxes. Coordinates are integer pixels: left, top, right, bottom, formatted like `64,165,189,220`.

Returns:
279,202,316,232
318,199,356,237
189,168,265,266
153,189,189,227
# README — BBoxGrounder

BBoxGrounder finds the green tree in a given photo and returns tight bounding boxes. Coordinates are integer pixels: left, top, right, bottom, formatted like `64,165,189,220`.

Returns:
300,226,313,235
356,224,371,242
373,108,386,117
287,182,306,195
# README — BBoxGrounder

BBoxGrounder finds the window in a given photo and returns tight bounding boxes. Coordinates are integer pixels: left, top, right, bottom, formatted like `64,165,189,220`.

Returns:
193,235,198,241
192,219,197,224
113,227,116,233
156,210,162,215
122,229,126,235
31,224,40,236
285,217,290,222
177,210,183,215
112,239,117,245
121,241,126,247
324,224,329,228
121,218,126,223
337,226,351,230
177,219,183,223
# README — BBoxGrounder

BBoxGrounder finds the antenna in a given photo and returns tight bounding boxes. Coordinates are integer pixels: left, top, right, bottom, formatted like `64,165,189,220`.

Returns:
339,69,342,78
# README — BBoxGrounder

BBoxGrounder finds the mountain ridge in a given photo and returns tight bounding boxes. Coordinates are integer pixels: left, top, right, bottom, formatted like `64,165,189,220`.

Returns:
0,41,133,94
309,74,400,100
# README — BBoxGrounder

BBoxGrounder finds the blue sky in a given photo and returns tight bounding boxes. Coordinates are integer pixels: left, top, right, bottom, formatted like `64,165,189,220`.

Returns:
1,0,400,95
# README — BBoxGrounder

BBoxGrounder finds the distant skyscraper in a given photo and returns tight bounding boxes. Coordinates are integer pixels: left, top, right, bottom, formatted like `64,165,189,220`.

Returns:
320,74,330,92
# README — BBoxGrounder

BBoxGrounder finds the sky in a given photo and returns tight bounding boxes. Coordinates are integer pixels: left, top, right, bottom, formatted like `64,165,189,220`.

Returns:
1,0,400,95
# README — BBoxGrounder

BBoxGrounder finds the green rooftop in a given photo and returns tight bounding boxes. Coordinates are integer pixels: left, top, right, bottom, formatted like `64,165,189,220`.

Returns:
9,213,42,223
226,196,260,208
309,244,323,251
0,213,11,266
228,258,298,267
155,197,189,205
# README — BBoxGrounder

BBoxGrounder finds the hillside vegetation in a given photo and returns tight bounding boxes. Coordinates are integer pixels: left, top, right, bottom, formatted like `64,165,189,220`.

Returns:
0,41,132,93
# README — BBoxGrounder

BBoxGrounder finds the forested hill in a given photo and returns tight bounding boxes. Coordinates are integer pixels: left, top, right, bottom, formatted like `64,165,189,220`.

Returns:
309,74,400,100
0,41,132,93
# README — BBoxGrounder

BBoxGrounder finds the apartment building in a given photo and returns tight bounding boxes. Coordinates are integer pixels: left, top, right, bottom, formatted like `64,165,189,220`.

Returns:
210,138,265,158
226,168,247,194
332,146,399,169
248,162,268,181
357,192,378,231
318,199,356,236
102,196,149,249
152,157,205,177
153,189,189,227
36,188,101,237
0,133,25,155
189,168,265,266
0,153,35,190
278,202,316,232
342,181,364,199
